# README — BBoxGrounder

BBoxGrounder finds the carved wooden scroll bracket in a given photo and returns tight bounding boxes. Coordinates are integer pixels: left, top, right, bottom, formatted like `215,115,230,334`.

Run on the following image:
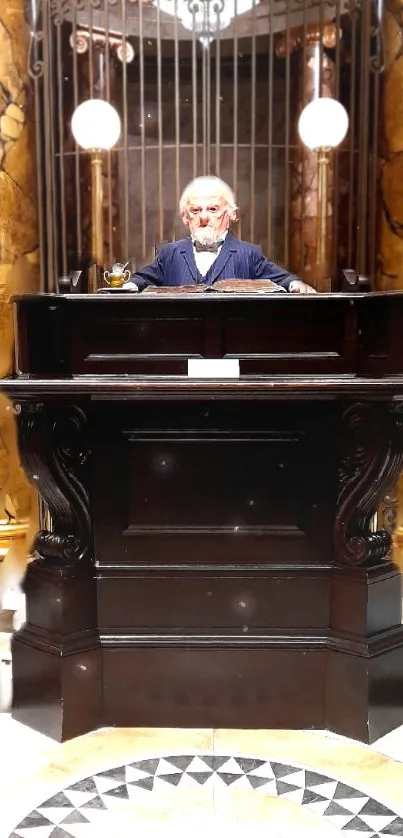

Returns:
16,402,92,565
334,401,403,566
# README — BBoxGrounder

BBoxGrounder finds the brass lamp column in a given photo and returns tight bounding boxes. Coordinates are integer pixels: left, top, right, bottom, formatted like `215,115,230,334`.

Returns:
91,151,104,271
276,22,339,290
298,98,349,290
68,27,134,267
316,148,330,280
71,99,121,291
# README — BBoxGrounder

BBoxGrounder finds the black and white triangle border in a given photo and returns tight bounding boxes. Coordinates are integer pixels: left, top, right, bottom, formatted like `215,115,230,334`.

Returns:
10,754,403,837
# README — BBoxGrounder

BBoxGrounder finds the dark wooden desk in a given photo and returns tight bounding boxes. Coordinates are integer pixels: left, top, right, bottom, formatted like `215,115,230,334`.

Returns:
3,291,403,742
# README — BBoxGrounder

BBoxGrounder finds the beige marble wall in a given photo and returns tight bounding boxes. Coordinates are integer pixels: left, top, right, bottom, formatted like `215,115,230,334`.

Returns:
377,0,403,290
0,0,39,596
377,2,403,544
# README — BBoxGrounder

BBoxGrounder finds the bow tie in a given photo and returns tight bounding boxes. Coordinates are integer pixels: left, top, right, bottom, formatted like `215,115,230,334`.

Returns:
193,239,224,253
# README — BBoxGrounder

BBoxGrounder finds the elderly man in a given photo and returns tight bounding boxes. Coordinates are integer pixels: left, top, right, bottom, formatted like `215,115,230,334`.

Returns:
124,176,315,293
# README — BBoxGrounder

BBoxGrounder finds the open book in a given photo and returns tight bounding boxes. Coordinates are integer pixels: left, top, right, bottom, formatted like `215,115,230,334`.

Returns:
142,279,286,294
99,279,286,294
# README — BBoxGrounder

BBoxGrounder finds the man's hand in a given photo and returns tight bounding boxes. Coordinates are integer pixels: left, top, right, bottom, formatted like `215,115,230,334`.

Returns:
122,280,139,291
289,279,317,294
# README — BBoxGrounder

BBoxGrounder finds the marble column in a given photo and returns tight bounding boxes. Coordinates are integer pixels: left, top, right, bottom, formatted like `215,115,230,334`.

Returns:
276,23,338,292
377,0,403,290
0,0,39,601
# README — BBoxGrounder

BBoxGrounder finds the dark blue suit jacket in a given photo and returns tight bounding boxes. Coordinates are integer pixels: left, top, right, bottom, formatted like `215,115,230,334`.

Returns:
131,234,298,291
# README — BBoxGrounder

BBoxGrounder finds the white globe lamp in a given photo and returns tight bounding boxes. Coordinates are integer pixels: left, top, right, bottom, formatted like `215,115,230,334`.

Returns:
71,100,121,284
298,97,349,152
298,98,349,285
71,99,121,151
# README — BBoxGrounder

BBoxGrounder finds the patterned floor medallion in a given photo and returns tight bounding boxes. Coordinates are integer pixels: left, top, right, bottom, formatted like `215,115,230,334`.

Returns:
9,753,403,838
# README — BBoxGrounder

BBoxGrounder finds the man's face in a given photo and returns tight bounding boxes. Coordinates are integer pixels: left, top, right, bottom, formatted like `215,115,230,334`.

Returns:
182,189,235,246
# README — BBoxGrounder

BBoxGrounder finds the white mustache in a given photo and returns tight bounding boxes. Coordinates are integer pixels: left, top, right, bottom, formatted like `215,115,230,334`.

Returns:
193,228,221,245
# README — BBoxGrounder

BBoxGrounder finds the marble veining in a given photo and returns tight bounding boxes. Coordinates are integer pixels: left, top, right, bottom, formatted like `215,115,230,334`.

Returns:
0,0,40,607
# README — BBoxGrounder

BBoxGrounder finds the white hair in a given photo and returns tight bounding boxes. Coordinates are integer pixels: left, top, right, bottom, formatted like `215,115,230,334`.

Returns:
179,176,238,215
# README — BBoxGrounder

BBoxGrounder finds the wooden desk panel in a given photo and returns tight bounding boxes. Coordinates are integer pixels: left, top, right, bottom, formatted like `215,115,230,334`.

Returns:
4,293,403,742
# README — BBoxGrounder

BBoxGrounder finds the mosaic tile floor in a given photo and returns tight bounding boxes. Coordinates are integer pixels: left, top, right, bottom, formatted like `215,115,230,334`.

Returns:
9,753,403,837
3,727,403,838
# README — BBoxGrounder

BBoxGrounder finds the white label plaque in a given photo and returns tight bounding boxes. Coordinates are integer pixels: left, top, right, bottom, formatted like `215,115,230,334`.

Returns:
187,358,240,379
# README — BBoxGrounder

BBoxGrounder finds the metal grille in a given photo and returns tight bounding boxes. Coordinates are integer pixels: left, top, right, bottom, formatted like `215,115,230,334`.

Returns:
29,0,383,291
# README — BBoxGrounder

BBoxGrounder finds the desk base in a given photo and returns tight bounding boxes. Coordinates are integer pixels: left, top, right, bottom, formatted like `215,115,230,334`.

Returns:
10,559,403,744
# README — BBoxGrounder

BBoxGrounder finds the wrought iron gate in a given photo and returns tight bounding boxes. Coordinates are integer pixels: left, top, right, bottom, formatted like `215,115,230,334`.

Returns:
29,0,382,290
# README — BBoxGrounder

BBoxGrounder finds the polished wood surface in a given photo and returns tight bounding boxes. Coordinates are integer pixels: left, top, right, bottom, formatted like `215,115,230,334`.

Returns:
14,291,403,377
3,292,403,742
